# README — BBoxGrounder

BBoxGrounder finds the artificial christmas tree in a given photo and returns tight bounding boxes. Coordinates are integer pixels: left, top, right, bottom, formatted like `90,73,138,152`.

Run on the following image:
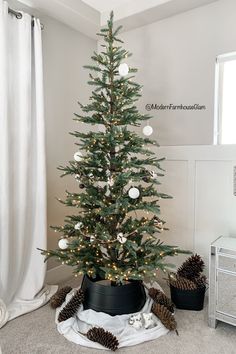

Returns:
40,11,187,315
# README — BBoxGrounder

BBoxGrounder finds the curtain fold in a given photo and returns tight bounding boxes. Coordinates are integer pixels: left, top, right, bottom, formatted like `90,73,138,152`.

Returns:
0,1,57,328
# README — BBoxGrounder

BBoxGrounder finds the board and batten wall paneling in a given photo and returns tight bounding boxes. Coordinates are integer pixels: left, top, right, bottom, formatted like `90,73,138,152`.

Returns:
195,160,236,267
156,145,236,272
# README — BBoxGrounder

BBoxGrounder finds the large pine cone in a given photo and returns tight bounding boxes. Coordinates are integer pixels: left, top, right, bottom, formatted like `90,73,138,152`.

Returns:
148,287,174,313
169,275,197,291
194,275,207,288
50,286,72,309
58,289,84,322
87,327,119,351
152,303,177,332
177,254,204,281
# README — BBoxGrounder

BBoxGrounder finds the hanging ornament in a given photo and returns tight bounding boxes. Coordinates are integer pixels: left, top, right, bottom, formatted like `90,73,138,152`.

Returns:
128,187,140,199
105,188,111,197
90,235,95,243
117,232,127,244
108,177,114,187
79,183,85,189
142,125,153,136
58,238,69,250
74,221,83,230
150,171,157,179
118,63,129,76
88,172,94,180
74,151,83,162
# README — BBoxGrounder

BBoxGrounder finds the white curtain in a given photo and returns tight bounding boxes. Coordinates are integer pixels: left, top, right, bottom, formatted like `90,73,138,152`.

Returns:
0,1,56,328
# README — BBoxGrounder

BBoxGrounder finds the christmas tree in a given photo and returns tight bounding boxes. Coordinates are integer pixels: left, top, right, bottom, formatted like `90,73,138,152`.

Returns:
41,12,187,284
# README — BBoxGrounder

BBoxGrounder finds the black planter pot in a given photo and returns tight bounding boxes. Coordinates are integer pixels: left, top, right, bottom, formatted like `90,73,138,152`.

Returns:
170,284,206,311
81,275,146,316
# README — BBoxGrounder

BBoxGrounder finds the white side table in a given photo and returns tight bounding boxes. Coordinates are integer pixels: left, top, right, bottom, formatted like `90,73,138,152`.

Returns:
209,236,236,328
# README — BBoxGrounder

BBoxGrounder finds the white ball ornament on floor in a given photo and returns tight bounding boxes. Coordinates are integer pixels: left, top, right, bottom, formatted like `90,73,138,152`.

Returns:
74,151,83,162
128,187,140,199
142,125,153,136
58,238,69,250
118,63,129,76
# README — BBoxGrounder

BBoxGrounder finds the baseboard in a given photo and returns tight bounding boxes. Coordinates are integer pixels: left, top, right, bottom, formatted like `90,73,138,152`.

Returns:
45,264,73,284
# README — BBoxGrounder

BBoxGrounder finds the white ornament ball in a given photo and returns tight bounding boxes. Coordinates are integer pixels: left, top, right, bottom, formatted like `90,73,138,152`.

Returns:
128,187,140,199
142,125,153,136
58,238,69,250
90,235,95,243
74,151,83,162
118,63,129,77
74,221,83,230
117,232,127,244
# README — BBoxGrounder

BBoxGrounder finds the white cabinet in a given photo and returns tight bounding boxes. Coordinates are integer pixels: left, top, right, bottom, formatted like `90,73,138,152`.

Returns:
209,236,236,328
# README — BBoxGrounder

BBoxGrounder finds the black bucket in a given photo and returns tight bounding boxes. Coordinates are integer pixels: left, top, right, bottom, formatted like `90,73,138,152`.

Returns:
81,275,146,316
170,285,206,311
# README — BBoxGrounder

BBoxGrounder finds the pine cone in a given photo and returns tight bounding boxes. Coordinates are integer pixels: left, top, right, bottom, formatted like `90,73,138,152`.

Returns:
87,327,119,351
50,286,72,309
148,287,174,313
152,303,177,333
194,275,207,288
58,289,84,322
177,254,204,281
169,275,197,290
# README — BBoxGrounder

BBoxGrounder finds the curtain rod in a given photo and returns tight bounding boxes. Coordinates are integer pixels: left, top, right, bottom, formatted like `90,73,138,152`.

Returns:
8,6,44,30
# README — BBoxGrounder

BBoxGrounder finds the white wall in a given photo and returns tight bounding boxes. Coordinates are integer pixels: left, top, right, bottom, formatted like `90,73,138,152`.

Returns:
41,17,96,268
119,0,236,146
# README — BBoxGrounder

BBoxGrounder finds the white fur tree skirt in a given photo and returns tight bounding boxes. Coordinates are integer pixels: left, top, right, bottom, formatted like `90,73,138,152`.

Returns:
55,282,169,350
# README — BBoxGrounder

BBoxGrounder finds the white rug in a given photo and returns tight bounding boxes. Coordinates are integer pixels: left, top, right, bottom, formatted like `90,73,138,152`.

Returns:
55,282,169,350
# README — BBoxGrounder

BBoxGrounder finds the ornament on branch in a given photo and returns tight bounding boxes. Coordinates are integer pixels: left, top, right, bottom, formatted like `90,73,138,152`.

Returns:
150,170,158,179
74,221,83,230
117,232,127,244
142,125,153,136
74,151,83,162
128,187,140,199
118,63,129,77
108,177,114,187
105,188,111,197
153,216,164,229
90,235,96,243
79,183,85,189
50,286,72,309
58,238,69,250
